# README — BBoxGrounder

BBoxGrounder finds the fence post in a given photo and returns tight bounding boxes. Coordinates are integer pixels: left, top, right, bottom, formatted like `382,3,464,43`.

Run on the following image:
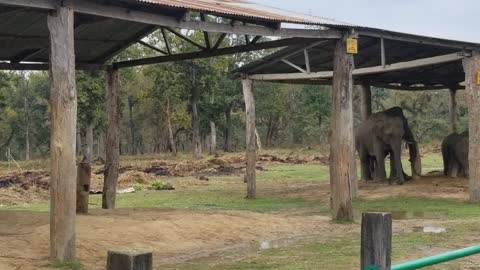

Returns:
107,248,152,270
361,212,392,270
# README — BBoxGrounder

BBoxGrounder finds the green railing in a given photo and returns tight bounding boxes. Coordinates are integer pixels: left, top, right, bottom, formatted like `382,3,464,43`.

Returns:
392,245,480,270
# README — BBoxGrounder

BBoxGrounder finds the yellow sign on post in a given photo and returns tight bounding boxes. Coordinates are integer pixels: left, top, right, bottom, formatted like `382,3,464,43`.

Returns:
346,38,358,54
477,71,480,85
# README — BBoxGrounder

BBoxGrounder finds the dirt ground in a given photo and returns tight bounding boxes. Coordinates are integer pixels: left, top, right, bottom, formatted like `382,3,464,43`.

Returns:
0,208,333,270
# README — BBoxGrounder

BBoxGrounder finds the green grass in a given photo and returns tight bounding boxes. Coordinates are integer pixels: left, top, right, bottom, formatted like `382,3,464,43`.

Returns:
48,260,83,270
257,164,329,182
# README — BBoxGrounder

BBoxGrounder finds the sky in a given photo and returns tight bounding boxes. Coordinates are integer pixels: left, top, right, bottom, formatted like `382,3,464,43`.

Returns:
254,0,478,43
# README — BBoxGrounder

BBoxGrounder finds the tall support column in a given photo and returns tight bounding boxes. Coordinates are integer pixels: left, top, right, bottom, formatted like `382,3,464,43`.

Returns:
47,0,77,260
103,67,120,209
242,78,256,199
360,83,372,121
463,51,480,203
330,32,354,221
449,88,458,134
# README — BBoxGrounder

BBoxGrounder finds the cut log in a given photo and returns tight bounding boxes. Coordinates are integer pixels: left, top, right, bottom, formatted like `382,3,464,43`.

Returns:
463,51,480,203
107,248,152,270
361,212,392,270
242,78,256,199
103,67,120,209
47,0,77,260
330,32,354,222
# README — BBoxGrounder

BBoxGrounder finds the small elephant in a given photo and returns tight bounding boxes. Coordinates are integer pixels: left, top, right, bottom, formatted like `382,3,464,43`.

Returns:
355,107,421,185
442,131,468,177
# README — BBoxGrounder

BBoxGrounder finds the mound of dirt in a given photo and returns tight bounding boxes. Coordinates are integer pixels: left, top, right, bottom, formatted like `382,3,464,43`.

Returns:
0,170,49,191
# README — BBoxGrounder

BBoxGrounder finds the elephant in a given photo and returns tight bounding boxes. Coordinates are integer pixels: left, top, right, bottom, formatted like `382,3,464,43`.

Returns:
355,107,421,185
442,131,468,177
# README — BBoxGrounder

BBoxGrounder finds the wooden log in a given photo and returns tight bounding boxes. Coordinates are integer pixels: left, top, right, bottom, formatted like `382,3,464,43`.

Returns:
449,88,458,134
76,160,91,214
47,0,77,260
330,32,354,222
360,83,372,121
463,51,480,203
242,78,257,199
361,212,392,270
107,248,152,270
103,67,120,209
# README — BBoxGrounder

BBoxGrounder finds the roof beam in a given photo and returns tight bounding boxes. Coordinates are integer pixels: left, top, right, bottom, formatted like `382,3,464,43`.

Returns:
114,38,314,69
0,62,105,71
164,27,206,50
138,40,168,55
368,82,455,91
161,28,172,55
248,52,465,80
0,0,55,10
72,0,342,39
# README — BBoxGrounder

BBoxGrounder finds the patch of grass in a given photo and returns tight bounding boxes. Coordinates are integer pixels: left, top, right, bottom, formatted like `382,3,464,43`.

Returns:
257,164,329,182
48,260,83,270
150,180,174,190
354,197,480,219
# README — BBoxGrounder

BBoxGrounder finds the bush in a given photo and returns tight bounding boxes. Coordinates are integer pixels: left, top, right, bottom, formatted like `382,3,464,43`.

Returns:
150,181,175,191
133,184,144,191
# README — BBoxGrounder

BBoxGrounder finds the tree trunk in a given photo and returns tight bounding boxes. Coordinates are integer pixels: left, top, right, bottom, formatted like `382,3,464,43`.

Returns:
360,83,372,121
242,79,256,199
85,124,93,163
463,51,480,203
47,1,77,260
255,127,262,151
330,32,355,222
166,97,177,155
103,67,120,209
191,75,202,159
224,105,233,152
76,160,91,214
25,97,30,160
128,96,136,155
210,121,216,155
449,88,458,134
76,130,82,157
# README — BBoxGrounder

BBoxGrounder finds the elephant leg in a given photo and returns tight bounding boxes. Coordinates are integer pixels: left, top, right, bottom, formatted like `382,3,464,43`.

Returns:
359,152,371,181
373,147,387,182
391,141,405,185
450,160,459,178
388,152,396,180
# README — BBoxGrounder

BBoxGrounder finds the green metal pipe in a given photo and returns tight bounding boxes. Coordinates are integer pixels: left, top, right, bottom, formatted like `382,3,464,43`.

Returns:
392,245,480,270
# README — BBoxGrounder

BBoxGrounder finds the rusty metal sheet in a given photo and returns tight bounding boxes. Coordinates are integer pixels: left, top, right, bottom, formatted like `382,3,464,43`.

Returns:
137,0,353,26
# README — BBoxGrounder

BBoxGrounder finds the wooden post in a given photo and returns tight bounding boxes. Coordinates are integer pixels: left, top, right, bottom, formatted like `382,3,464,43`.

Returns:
449,88,458,134
330,32,354,222
76,160,91,214
463,51,480,203
361,212,392,270
242,78,256,199
103,67,120,209
107,248,152,270
360,83,372,121
47,0,77,260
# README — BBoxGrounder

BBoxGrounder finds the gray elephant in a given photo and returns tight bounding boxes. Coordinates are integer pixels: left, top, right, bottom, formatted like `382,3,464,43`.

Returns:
355,107,421,185
442,131,468,177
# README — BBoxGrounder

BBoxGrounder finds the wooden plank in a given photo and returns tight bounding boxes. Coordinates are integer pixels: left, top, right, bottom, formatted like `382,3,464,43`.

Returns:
103,67,120,209
138,40,168,55
330,32,354,222
242,78,256,199
360,83,372,121
107,248,152,270
463,51,480,203
281,59,307,73
449,88,458,133
249,52,464,81
72,0,342,39
0,0,55,10
47,0,76,260
161,28,171,54
114,38,312,68
361,212,392,270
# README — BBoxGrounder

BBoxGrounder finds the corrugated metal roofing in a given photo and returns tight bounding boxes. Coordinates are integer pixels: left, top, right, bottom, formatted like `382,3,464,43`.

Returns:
137,0,354,26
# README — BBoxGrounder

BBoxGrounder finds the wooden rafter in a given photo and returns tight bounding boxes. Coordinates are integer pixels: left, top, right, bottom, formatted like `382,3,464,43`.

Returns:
165,27,206,50
161,28,171,55
138,40,168,55
248,52,465,80
200,14,211,49
114,38,315,69
212,33,227,50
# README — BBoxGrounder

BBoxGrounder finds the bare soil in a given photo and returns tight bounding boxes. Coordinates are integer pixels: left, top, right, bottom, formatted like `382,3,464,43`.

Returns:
0,209,332,270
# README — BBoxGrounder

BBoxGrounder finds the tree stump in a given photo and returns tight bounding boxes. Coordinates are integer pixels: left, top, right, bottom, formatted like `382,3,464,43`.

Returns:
361,212,392,270
76,160,91,214
107,248,152,270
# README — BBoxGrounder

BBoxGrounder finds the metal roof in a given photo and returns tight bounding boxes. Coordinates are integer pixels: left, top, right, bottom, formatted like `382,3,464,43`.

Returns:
135,0,354,26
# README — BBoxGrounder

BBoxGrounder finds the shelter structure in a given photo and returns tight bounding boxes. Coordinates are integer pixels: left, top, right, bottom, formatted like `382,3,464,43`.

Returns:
0,0,479,265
